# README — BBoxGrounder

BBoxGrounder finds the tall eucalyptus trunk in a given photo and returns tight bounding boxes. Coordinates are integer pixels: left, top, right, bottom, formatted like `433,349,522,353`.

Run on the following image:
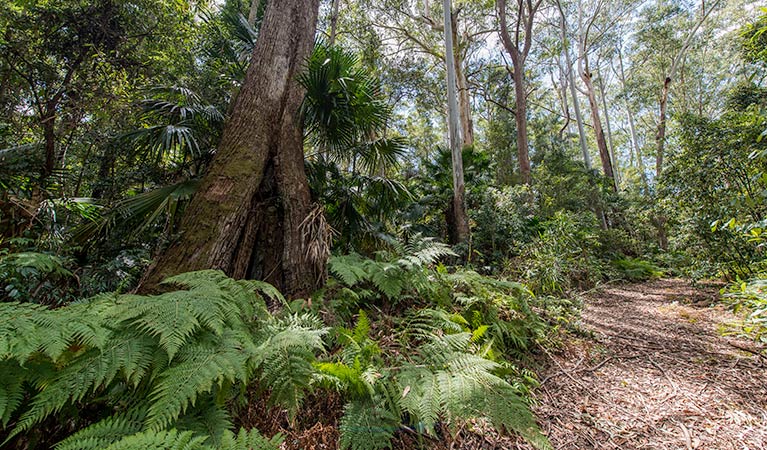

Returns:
329,0,341,45
497,0,540,186
598,74,619,188
581,70,615,190
443,0,469,244
557,0,590,170
577,0,615,191
450,11,473,147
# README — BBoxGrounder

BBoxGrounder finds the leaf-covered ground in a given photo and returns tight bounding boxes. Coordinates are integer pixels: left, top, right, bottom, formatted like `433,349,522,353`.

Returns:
523,279,767,450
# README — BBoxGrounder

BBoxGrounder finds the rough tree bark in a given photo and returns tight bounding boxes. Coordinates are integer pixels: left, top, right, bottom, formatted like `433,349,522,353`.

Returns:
443,0,470,244
141,0,323,297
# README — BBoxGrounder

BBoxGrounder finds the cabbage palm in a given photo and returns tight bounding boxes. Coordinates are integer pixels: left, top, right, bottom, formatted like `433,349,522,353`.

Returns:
124,86,224,166
300,43,410,247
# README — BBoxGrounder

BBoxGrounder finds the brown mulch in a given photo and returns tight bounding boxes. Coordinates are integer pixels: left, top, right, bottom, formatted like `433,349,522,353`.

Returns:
517,278,767,450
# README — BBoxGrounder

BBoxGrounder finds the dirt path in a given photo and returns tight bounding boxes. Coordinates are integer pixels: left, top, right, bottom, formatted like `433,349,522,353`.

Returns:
528,279,767,450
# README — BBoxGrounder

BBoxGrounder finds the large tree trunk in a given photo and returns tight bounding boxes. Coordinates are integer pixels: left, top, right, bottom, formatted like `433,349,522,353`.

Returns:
556,1,590,170
443,0,469,244
455,60,473,148
497,0,536,186
141,0,322,297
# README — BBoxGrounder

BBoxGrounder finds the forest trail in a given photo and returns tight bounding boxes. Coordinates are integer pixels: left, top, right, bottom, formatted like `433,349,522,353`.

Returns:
524,279,767,450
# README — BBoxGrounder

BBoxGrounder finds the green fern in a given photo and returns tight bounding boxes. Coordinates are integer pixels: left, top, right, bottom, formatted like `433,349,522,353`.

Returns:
55,407,147,450
0,270,313,449
145,330,252,430
62,427,281,450
329,253,369,287
254,313,328,418
217,428,283,450
101,429,209,450
338,399,398,450
395,332,551,449
329,234,455,300
0,360,26,427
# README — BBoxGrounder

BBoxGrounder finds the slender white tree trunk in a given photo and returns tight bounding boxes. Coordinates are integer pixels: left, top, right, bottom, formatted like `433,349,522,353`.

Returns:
329,0,341,45
557,0,591,170
442,0,469,243
598,74,620,189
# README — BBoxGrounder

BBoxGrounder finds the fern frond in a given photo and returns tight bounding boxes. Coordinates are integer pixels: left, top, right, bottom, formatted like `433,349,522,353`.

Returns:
116,291,226,362
175,400,233,446
218,428,283,450
397,235,456,269
394,332,551,449
254,314,328,417
0,361,26,427
406,309,468,339
366,262,404,298
102,429,208,450
55,407,147,450
329,254,369,286
145,330,252,430
0,299,112,362
313,362,374,398
10,333,156,438
352,310,371,343
339,399,398,450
